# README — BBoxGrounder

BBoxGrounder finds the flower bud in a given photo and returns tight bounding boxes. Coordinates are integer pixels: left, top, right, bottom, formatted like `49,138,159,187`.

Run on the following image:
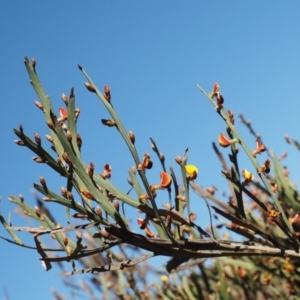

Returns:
74,108,81,120
66,130,72,142
45,135,53,143
96,206,102,216
114,200,119,212
104,85,111,102
40,176,46,186
14,140,25,146
31,58,36,71
34,100,44,111
61,187,67,198
19,194,24,203
175,156,182,165
34,132,41,146
33,157,45,163
84,82,96,93
62,93,68,104
67,191,74,201
46,121,55,130
76,133,82,150
128,131,135,144
35,206,41,217
101,119,117,127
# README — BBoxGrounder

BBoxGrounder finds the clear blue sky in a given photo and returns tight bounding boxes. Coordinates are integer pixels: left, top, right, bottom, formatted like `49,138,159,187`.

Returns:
1,2,300,299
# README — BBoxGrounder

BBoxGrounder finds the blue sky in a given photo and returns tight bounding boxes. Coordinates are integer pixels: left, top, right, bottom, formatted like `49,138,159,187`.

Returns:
1,2,300,299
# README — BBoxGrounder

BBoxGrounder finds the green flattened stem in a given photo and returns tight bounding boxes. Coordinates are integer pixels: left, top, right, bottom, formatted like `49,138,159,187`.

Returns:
150,137,172,205
24,57,65,159
66,88,81,158
14,128,69,177
198,85,297,244
0,209,22,244
272,154,298,211
55,128,127,228
180,149,191,220
79,66,174,240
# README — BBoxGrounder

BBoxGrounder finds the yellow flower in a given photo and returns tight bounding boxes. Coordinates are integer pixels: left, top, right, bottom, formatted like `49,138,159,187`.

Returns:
185,165,198,181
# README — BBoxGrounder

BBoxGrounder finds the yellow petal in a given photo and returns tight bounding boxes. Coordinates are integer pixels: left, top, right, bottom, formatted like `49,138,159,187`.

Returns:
185,165,198,176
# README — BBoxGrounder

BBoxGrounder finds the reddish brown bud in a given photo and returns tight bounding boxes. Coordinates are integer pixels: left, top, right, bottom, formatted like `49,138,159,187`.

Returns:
19,124,23,133
31,58,36,70
33,157,45,163
176,195,186,202
114,200,120,212
67,191,74,201
128,131,135,144
137,218,148,230
34,100,44,111
61,187,68,198
96,206,102,216
101,119,117,127
45,135,53,143
34,132,41,146
62,93,68,104
80,189,94,200
189,213,197,222
60,123,68,132
74,108,81,120
62,152,72,165
87,162,95,178
66,130,72,142
46,121,55,130
213,83,219,93
285,135,291,144
76,133,82,150
131,166,136,174
40,176,46,186
63,234,68,246
104,85,111,102
72,213,88,219
100,164,112,179
175,156,182,165
228,110,234,124
84,82,96,93
35,206,41,217
14,140,25,146
19,194,24,203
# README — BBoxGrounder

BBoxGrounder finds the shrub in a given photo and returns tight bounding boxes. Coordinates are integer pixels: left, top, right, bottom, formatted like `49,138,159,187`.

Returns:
1,57,300,299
